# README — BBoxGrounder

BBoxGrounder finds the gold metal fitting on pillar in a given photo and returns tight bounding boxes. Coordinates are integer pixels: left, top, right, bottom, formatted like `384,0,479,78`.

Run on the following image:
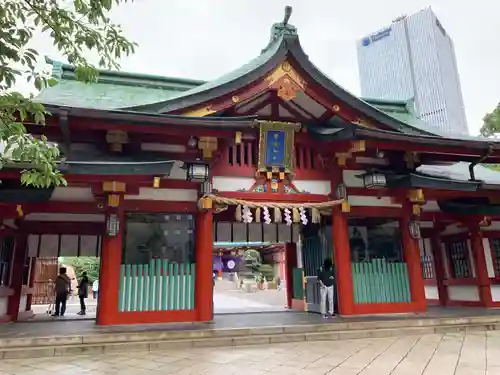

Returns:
198,197,213,210
108,194,120,208
153,177,161,188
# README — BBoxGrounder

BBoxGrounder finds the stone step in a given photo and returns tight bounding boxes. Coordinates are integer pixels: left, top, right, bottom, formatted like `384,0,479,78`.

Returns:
1,316,499,359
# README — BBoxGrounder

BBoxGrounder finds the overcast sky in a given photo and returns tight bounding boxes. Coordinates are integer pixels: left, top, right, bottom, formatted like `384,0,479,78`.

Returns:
29,0,500,135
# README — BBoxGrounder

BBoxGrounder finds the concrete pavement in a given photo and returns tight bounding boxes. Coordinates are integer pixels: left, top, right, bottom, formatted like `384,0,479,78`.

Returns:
2,331,499,374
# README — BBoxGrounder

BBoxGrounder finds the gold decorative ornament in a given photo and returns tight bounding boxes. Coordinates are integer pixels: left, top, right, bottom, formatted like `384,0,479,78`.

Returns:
235,131,242,145
182,106,216,117
281,61,292,72
341,201,351,213
16,205,23,217
153,177,161,188
332,105,340,112
108,194,120,207
232,96,240,103
198,136,218,159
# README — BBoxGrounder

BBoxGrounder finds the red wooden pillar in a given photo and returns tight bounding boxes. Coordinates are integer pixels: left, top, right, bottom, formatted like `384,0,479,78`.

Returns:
332,206,355,315
284,242,297,308
96,209,123,325
430,234,448,306
401,204,426,312
7,233,28,321
195,209,213,321
469,226,493,307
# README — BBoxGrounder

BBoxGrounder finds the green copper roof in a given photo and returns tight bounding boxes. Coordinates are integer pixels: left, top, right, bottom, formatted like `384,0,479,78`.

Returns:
36,57,205,110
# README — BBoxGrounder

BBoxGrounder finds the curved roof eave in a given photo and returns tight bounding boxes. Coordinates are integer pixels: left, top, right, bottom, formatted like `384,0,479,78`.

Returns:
122,22,442,137
125,34,290,113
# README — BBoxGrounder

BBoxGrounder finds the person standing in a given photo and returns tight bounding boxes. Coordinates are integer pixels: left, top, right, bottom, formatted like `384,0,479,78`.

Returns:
317,258,335,319
52,267,71,317
77,272,89,316
92,279,99,300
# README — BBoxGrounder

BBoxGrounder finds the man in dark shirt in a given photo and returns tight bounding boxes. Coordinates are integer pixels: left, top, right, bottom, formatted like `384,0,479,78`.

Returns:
317,258,335,318
53,267,71,317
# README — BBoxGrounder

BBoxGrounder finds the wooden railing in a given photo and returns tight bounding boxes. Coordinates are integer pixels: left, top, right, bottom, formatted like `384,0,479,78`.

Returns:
214,140,327,179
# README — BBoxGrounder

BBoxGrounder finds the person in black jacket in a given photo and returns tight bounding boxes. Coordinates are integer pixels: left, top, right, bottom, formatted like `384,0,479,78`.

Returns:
77,272,89,316
317,258,335,318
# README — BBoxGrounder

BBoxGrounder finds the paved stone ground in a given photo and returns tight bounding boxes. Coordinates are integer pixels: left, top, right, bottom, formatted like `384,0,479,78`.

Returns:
1,331,500,374
29,280,288,319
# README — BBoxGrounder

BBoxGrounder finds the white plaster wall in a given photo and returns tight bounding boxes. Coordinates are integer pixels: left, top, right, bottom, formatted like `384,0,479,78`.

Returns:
448,285,480,301
479,221,500,231
212,177,254,192
140,143,186,153
483,238,495,278
293,180,331,195
491,285,500,302
166,161,188,180
18,295,27,312
425,285,439,300
50,187,95,202
125,188,197,201
441,224,467,236
343,170,365,187
420,221,434,228
0,297,8,315
421,201,440,212
348,195,401,208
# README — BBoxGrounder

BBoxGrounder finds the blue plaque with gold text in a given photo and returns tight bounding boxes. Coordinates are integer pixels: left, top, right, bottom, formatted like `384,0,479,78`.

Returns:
258,121,295,173
264,130,286,166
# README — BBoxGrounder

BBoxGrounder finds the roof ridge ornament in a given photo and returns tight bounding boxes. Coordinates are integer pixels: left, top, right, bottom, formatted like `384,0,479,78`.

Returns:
262,5,297,54
283,5,292,26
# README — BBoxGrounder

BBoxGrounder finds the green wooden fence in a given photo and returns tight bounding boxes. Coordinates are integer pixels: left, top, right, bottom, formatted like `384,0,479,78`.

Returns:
118,260,195,312
292,267,304,299
352,259,411,304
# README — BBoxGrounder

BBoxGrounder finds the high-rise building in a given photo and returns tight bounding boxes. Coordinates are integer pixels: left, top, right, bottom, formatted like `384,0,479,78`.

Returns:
357,7,468,134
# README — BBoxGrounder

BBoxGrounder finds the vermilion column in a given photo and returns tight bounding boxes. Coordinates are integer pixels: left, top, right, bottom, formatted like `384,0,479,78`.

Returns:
401,204,426,312
332,206,355,315
7,233,28,321
96,208,123,325
469,226,493,307
195,209,213,321
430,233,448,306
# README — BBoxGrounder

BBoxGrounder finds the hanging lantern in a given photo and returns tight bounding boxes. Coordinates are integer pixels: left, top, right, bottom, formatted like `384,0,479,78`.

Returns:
408,221,421,239
185,161,209,182
106,214,120,237
363,172,387,188
335,183,347,200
